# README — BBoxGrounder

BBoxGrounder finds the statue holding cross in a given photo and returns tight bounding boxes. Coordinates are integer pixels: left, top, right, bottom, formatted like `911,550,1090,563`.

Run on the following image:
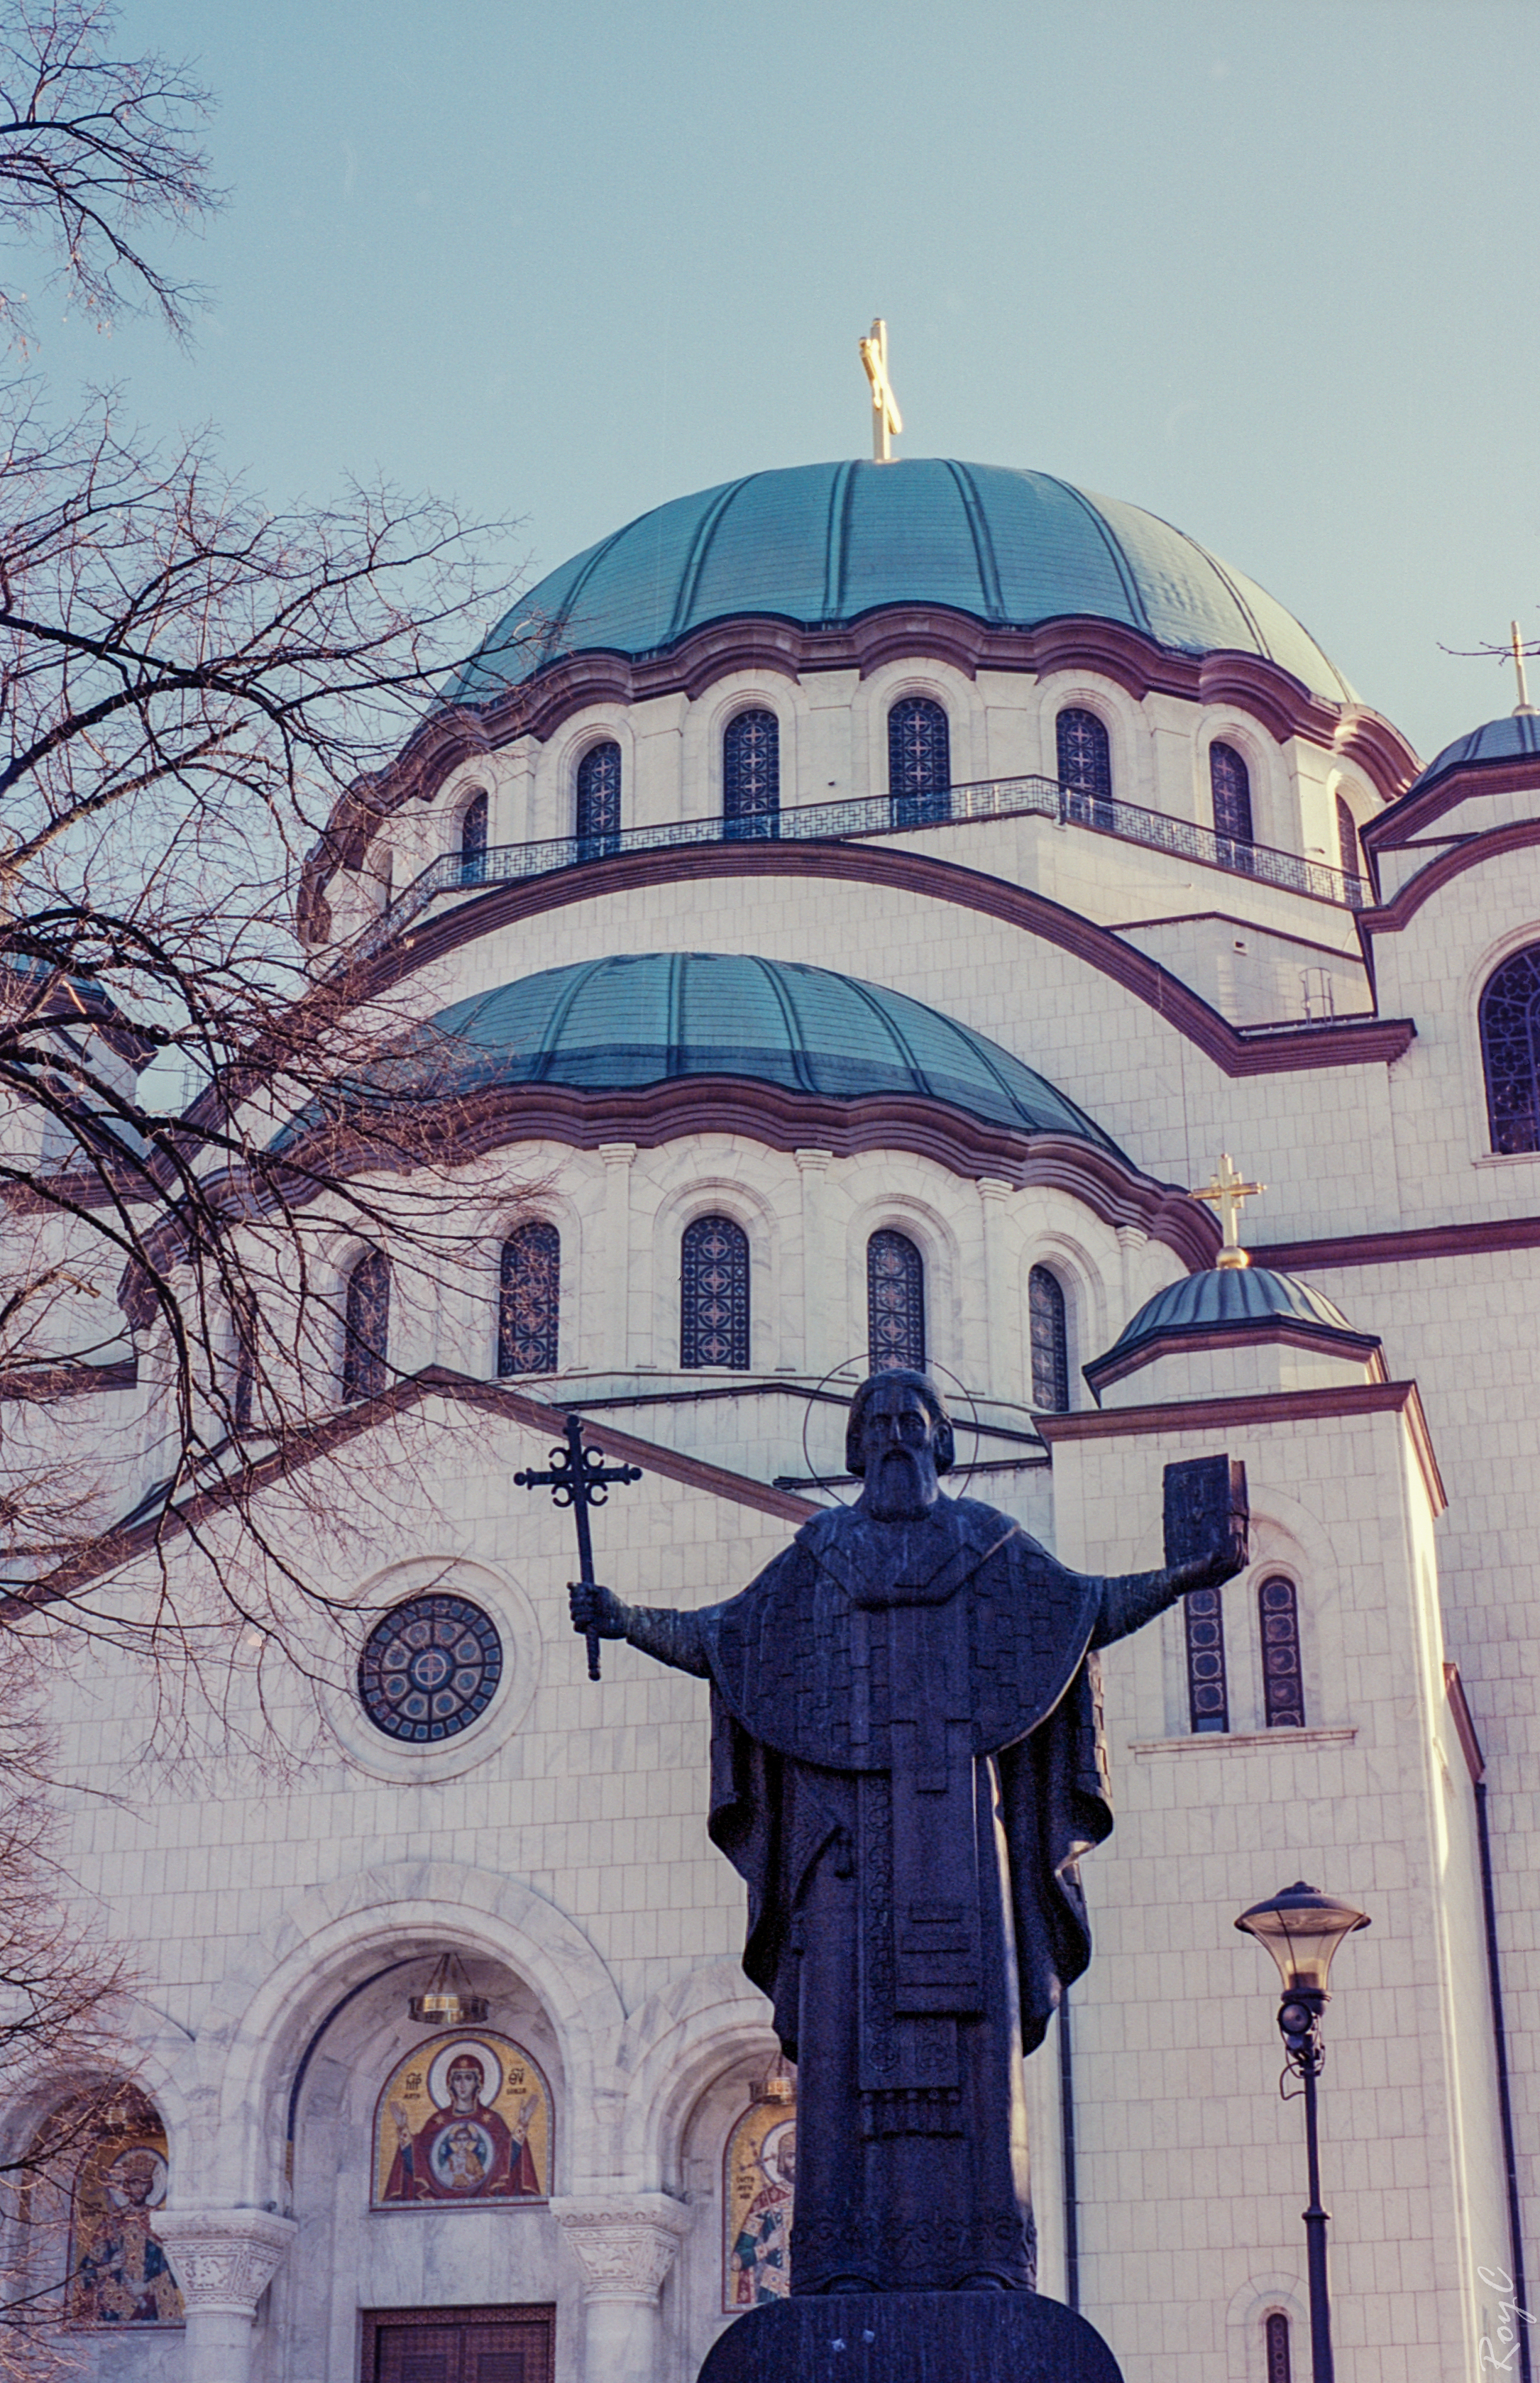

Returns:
568,1366,1246,2334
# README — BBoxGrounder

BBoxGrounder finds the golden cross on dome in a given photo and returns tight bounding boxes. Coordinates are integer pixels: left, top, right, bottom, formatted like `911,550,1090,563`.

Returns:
859,318,903,463
1192,1152,1266,1270
1512,620,1536,716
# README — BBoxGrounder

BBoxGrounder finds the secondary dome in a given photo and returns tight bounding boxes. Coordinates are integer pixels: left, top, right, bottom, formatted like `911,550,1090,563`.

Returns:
453,459,1354,705
418,952,1124,1149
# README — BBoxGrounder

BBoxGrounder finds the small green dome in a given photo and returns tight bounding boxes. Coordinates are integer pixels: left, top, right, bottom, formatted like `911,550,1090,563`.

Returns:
1085,1263,1377,1398
453,459,1353,705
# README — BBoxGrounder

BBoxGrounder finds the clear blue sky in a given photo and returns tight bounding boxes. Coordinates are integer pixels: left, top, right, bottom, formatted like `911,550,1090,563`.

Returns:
45,0,1540,761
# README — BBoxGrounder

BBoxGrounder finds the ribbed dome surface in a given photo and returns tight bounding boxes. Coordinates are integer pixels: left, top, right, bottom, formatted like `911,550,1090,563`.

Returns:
1096,1265,1364,1370
1408,709,1540,795
419,952,1123,1148
452,460,1353,705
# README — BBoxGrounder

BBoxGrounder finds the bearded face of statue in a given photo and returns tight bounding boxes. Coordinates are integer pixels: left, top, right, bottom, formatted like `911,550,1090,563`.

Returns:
854,1381,942,1520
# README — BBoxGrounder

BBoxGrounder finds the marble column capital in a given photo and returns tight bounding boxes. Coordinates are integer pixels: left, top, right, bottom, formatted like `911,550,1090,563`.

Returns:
550,2192,691,2304
153,2207,297,2318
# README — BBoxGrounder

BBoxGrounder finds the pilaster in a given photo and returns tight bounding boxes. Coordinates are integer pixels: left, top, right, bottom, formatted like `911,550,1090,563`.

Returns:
551,2194,692,2383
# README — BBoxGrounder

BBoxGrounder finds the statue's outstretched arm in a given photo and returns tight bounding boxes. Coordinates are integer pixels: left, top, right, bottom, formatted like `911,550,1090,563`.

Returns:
1090,1530,1248,1649
567,1583,711,1677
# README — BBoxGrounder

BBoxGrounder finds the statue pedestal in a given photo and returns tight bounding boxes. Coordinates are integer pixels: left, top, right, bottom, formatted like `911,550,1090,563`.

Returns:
698,2291,1124,2383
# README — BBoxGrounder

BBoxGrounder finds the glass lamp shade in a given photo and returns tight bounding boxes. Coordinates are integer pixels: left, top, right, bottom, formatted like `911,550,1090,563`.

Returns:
407,1952,489,2027
1234,1880,1370,1994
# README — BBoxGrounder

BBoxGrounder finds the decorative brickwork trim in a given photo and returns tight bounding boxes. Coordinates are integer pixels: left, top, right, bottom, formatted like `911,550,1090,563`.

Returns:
304,607,1416,919
1251,1214,1540,1271
1035,1377,1446,1514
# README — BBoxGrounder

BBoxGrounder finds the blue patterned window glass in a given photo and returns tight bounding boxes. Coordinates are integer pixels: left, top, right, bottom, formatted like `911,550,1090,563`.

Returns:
1210,741,1254,872
888,697,951,827
681,1215,749,1368
1265,2313,1292,2383
1056,708,1113,829
342,1247,390,1402
1258,1576,1307,1727
1184,1585,1228,1732
1028,1265,1069,1411
1336,794,1360,883
867,1230,925,1372
358,1592,503,1743
499,1221,560,1377
458,788,489,883
576,740,622,859
1480,944,1540,1152
723,709,780,841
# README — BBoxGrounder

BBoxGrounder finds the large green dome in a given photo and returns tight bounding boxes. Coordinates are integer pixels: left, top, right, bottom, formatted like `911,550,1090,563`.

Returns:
422,952,1124,1150
452,458,1353,705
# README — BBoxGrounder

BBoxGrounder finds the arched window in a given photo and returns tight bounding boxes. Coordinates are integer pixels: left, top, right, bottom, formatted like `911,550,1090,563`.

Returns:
458,787,489,884
723,709,780,840
888,697,951,826
499,1221,560,1376
1336,793,1360,882
341,1246,390,1402
1028,1265,1069,1410
681,1215,749,1369
1056,707,1113,828
1265,2311,1293,2383
1210,740,1254,870
1480,943,1540,1152
576,740,622,860
1258,1575,1307,1727
867,1229,925,1372
231,1304,256,1433
1184,1586,1228,1732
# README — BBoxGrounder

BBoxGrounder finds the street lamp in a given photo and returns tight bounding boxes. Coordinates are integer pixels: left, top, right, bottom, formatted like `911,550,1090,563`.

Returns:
1236,1882,1370,2383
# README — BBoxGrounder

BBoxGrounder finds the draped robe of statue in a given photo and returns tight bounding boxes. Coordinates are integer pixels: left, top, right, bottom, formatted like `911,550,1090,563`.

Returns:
626,1492,1201,2296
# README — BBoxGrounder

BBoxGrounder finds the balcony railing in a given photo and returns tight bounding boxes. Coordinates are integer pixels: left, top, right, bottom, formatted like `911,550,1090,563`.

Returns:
367,772,1370,950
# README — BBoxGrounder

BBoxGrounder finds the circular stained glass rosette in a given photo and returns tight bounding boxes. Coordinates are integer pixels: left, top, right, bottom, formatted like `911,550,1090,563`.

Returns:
358,1595,503,1743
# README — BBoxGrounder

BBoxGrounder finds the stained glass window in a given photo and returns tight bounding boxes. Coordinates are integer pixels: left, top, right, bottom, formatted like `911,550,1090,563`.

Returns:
498,1221,560,1376
459,788,489,884
1480,944,1540,1152
681,1214,749,1369
1265,2312,1292,2383
1028,1265,1069,1410
888,697,951,827
1336,793,1360,882
724,709,780,840
1210,740,1254,869
1258,1575,1307,1727
342,1246,390,1403
1184,1585,1228,1732
358,1593,502,1742
576,740,622,859
867,1230,925,1372
1056,708,1113,829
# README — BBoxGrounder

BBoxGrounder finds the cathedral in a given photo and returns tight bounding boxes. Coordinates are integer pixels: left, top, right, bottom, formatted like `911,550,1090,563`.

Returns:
11,444,1540,2383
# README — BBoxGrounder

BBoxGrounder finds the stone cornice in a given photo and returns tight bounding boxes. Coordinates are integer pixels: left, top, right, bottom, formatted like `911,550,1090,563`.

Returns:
368,840,1416,1080
1035,1377,1446,1515
302,607,1418,919
1251,1213,1540,1271
1356,815,1540,940
1363,752,1540,851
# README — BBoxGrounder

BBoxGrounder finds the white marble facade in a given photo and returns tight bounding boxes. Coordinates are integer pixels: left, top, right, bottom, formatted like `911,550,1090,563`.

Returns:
8,461,1540,2383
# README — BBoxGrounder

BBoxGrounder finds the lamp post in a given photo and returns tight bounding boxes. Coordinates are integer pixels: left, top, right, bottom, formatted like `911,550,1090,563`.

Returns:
1236,1881,1370,2383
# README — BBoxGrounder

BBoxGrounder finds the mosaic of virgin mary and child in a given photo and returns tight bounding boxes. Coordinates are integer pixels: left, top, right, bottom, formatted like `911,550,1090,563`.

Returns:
374,2035,549,2205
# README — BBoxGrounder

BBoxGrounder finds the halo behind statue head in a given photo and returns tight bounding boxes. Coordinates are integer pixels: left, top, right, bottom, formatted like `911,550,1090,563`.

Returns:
845,1369,956,1477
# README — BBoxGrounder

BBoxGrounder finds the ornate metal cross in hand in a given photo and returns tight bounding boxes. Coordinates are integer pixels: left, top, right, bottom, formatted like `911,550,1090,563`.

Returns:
515,1413,642,1680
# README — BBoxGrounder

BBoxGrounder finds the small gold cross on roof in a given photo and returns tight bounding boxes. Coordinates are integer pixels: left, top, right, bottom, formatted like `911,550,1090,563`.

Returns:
1192,1152,1266,1270
859,318,902,463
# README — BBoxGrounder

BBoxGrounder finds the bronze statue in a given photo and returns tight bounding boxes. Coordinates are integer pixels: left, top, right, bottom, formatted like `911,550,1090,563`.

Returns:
571,1369,1246,2301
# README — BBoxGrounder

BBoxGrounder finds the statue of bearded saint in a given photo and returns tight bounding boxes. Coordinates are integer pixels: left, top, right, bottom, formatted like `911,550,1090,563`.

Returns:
571,1370,1246,2297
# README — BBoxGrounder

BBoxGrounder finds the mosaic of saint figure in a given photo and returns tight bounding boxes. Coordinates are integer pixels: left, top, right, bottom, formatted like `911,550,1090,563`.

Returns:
725,2106,796,2308
70,2137,182,2326
572,1368,1246,2296
373,2035,548,2205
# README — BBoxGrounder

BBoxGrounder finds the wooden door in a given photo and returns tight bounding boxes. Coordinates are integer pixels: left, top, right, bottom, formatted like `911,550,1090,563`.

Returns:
363,2306,554,2383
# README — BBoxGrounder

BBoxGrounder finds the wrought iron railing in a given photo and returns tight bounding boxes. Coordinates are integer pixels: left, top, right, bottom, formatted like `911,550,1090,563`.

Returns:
368,772,1369,948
